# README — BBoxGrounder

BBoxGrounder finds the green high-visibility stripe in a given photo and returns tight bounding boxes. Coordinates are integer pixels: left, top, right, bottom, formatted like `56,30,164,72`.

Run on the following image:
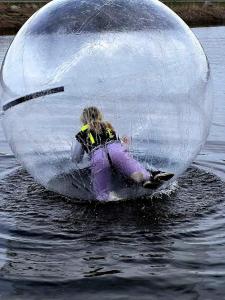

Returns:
106,128,114,138
89,133,95,144
81,124,95,144
81,124,89,131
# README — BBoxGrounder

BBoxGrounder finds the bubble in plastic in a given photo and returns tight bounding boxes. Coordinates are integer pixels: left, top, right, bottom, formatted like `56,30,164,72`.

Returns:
0,0,213,201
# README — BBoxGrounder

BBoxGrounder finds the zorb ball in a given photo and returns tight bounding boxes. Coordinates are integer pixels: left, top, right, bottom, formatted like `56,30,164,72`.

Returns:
0,0,212,201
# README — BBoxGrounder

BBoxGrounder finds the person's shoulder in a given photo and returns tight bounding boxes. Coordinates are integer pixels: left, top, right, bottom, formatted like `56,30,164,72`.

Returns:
75,130,86,141
76,124,89,137
105,121,114,130
75,130,81,137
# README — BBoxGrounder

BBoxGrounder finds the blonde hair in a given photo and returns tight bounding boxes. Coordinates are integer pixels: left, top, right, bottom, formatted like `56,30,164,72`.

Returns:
80,106,114,133
80,106,103,124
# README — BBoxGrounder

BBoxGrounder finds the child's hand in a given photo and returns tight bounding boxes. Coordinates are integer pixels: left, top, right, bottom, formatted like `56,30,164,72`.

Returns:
121,136,130,144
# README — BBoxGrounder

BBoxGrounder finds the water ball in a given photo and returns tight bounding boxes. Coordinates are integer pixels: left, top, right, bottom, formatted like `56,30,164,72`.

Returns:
0,0,212,201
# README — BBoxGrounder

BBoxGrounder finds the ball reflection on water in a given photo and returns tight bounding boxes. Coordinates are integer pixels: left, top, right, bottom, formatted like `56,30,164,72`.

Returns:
0,0,213,201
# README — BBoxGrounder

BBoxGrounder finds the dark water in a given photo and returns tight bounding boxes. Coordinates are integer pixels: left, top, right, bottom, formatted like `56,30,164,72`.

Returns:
0,27,225,300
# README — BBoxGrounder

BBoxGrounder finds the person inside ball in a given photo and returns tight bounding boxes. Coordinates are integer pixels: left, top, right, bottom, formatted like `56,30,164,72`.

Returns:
72,106,173,201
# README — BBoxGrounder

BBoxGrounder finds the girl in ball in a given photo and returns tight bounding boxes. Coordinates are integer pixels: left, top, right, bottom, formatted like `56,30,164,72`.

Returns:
72,106,173,201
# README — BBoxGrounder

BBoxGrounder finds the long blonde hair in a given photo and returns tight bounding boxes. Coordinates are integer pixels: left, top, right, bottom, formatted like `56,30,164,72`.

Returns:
80,106,114,133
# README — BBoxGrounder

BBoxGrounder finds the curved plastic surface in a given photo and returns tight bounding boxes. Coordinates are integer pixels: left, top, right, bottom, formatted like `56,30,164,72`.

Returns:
0,0,213,201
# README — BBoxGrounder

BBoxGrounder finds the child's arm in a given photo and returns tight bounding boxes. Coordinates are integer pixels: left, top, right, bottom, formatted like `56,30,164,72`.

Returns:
71,140,85,163
121,136,130,145
105,122,130,149
121,136,131,151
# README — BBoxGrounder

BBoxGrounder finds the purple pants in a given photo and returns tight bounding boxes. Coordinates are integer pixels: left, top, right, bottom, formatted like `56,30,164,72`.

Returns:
91,142,150,201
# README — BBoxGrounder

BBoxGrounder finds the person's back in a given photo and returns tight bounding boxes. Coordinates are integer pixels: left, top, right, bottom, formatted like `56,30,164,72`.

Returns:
76,121,118,154
73,106,174,201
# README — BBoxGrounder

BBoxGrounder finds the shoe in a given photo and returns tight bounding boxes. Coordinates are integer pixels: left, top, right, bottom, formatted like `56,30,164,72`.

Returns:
143,180,160,189
152,171,174,182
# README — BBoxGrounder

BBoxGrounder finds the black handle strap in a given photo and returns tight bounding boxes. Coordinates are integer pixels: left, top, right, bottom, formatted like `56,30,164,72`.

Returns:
3,86,64,112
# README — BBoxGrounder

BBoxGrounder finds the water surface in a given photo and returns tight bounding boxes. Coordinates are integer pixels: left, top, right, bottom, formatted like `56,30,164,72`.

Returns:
0,27,225,300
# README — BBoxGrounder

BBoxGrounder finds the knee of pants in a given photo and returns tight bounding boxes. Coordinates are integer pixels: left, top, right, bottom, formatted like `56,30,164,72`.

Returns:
130,172,145,183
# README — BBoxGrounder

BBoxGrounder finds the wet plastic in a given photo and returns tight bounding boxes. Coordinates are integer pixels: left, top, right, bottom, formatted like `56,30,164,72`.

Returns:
0,0,213,201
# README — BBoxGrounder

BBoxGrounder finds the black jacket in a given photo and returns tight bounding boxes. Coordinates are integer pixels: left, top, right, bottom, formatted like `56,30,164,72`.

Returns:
75,123,118,153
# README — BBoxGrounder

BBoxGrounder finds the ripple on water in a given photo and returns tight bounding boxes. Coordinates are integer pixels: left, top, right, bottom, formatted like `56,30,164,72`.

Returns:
0,167,224,287
1,28,225,299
